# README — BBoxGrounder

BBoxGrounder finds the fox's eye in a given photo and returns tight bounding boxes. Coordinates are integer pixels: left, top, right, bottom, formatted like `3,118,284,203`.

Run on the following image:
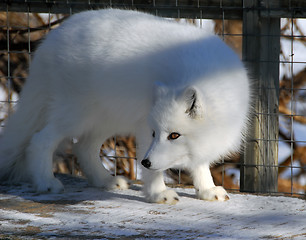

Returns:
167,132,181,140
152,131,155,138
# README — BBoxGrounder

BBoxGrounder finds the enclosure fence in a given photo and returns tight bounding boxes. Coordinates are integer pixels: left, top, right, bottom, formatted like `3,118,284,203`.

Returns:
0,0,305,197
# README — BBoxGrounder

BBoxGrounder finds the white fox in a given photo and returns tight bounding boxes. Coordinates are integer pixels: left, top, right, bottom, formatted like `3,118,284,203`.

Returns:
0,9,250,204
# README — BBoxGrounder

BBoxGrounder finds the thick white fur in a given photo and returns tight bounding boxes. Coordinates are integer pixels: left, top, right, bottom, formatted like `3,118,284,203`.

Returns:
0,9,250,203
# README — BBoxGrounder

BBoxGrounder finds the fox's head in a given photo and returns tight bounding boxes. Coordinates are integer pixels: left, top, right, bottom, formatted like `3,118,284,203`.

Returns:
141,82,207,171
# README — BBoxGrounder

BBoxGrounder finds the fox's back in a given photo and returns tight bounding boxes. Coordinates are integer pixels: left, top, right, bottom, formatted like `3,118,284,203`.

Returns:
30,9,248,133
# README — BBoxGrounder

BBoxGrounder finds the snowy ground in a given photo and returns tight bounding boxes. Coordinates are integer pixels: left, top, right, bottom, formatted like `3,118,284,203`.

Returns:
0,174,305,240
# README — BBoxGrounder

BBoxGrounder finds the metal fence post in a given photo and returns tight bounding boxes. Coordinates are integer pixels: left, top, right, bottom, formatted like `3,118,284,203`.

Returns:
240,0,280,193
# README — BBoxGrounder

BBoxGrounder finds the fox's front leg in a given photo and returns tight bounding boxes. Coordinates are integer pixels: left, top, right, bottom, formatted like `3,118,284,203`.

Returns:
137,122,179,204
142,168,179,204
191,164,229,201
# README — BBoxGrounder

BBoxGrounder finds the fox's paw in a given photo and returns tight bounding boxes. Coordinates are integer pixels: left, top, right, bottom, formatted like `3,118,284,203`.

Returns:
147,189,179,205
196,186,229,201
108,176,130,190
35,177,64,193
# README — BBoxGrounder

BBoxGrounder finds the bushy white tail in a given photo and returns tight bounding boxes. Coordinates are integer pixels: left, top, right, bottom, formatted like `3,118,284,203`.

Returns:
0,65,48,182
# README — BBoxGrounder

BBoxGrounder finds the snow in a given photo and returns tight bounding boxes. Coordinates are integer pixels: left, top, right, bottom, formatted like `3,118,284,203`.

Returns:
0,175,305,239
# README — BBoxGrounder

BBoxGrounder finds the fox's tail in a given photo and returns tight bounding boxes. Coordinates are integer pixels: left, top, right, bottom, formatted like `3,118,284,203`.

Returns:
0,60,48,183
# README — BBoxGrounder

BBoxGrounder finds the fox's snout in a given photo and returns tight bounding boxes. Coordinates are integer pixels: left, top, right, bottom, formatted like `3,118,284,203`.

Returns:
141,159,151,169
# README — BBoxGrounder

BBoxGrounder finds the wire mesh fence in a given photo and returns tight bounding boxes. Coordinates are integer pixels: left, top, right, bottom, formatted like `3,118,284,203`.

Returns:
0,0,305,197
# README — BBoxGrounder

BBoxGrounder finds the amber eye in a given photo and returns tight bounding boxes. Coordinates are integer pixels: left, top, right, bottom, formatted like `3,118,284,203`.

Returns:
152,131,155,138
167,132,181,140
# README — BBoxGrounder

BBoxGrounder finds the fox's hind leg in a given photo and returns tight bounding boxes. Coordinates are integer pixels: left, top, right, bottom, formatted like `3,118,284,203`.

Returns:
26,124,65,193
73,132,129,190
191,163,229,201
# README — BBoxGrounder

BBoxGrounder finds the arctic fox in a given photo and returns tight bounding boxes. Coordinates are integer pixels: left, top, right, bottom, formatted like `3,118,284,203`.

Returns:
0,9,250,204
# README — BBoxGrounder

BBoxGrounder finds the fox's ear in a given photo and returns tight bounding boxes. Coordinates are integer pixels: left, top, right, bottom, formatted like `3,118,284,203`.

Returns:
183,87,204,119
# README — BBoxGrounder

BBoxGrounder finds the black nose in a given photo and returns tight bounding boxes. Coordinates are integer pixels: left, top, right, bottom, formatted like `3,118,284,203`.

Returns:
141,159,151,169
